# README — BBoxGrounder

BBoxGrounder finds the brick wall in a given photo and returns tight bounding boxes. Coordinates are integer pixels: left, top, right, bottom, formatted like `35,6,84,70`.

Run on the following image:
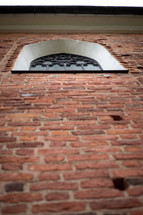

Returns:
0,33,143,215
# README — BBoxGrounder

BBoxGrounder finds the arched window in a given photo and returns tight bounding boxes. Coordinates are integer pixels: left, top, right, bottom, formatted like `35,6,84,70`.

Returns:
29,53,102,72
12,39,128,73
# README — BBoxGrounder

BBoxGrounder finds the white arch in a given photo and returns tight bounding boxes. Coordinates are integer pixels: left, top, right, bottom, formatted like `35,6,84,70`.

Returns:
12,39,126,71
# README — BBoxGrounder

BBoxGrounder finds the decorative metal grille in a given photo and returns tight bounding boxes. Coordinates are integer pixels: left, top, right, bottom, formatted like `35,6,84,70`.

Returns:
29,53,102,72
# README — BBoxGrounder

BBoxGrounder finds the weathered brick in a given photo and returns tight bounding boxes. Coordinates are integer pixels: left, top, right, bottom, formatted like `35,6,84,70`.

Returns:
130,210,143,215
127,186,143,196
16,149,34,156
2,163,23,170
45,155,65,162
90,198,142,210
0,193,42,203
125,146,141,152
75,161,118,170
8,122,41,126
30,182,78,191
112,169,143,178
72,130,105,135
2,204,27,214
38,148,78,155
81,178,113,188
0,173,33,181
21,126,37,131
29,163,72,171
64,170,109,180
111,140,143,146
45,192,69,201
71,141,108,147
51,130,69,136
0,137,16,142
38,173,60,181
7,113,40,119
114,153,143,160
0,156,38,163
68,154,108,162
5,182,24,192
125,177,143,186
0,149,12,155
7,142,44,148
32,202,85,213
45,136,78,141
75,189,124,199
121,160,142,167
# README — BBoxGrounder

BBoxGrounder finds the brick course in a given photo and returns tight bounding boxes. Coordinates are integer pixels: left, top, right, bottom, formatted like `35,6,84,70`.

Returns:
0,33,143,215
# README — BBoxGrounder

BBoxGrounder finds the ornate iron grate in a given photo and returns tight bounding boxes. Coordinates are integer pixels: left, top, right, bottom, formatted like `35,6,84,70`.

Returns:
29,53,102,72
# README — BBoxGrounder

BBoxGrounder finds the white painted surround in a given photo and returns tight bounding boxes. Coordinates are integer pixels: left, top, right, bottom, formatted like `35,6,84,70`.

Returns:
12,39,125,71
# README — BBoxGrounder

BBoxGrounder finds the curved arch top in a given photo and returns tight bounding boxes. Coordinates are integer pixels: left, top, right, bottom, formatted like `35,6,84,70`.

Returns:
12,39,126,71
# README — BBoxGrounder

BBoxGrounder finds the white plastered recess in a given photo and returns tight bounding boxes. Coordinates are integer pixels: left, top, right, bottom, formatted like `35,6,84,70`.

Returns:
12,39,125,71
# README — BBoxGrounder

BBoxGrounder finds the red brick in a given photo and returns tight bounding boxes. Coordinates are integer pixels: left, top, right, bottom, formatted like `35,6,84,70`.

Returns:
45,136,78,141
76,124,110,130
75,189,124,199
72,130,105,135
122,161,142,167
0,149,12,155
8,122,41,126
127,186,143,196
38,173,60,181
51,130,69,136
90,198,142,210
49,142,66,147
38,148,78,155
29,163,72,171
75,161,118,170
112,169,143,177
0,156,38,163
130,210,143,215
107,129,142,135
45,192,69,201
16,149,34,156
120,134,138,140
32,202,85,213
81,178,113,188
111,140,143,146
82,146,121,153
0,193,42,203
71,141,108,147
2,204,27,214
64,170,109,180
7,142,44,148
68,154,108,162
81,135,118,141
0,137,16,142
7,113,40,119
45,155,65,162
21,126,37,131
0,173,33,181
2,163,23,170
0,127,17,132
20,136,38,141
125,146,141,152
114,153,143,160
30,182,78,191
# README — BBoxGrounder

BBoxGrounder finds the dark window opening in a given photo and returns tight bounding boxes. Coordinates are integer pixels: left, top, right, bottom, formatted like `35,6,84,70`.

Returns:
29,53,103,72
113,178,127,191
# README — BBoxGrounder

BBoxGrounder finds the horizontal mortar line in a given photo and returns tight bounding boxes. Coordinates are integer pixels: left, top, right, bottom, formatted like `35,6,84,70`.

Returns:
0,24,143,34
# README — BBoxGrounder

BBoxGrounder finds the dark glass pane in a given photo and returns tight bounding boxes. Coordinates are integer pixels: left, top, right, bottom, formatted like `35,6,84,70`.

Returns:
29,53,102,71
